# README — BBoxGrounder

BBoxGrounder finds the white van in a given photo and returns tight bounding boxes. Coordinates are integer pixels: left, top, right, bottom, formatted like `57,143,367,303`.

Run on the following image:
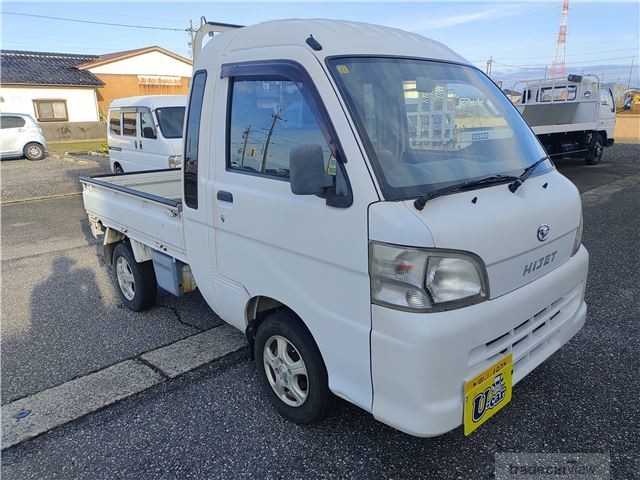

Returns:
82,19,588,438
107,95,186,173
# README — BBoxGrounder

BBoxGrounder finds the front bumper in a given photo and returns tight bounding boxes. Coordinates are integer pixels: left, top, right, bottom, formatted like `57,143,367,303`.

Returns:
370,246,589,437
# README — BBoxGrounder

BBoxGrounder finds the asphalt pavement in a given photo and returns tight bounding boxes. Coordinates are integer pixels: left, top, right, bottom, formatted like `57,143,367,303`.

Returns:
1,157,222,404
1,145,639,478
1,154,110,203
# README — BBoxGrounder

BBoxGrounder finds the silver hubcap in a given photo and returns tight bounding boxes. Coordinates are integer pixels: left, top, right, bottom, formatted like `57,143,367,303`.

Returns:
263,335,308,407
28,146,40,157
116,256,135,301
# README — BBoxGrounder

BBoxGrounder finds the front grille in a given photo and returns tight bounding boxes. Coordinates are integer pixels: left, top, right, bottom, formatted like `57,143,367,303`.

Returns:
468,294,577,379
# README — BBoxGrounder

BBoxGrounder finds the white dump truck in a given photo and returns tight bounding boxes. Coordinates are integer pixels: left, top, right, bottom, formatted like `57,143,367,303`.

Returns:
515,75,616,164
81,19,588,437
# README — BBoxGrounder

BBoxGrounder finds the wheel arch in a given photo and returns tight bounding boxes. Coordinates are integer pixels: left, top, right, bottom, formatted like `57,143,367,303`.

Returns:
23,140,45,150
244,295,317,360
598,130,607,143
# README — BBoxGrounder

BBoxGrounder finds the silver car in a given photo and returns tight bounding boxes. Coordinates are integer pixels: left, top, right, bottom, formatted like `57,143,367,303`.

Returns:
0,113,48,160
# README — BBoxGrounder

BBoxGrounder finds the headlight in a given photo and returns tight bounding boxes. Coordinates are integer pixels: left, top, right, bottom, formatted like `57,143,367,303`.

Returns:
370,242,488,312
168,155,182,168
571,209,583,256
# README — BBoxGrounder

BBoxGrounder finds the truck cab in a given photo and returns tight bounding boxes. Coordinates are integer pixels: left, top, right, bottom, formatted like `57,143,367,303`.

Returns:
82,19,588,437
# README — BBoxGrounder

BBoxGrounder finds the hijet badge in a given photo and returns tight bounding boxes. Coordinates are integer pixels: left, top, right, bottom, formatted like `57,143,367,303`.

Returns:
463,353,513,436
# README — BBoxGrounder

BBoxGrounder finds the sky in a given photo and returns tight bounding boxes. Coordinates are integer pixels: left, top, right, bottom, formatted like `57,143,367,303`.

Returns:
2,1,638,83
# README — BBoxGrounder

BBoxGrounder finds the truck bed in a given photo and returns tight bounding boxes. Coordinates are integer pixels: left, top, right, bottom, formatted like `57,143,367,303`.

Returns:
516,101,599,135
80,169,187,261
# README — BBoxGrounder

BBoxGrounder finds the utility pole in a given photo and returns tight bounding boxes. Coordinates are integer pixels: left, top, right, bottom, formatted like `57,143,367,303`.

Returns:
240,125,251,167
486,56,493,76
187,19,195,58
628,57,635,89
260,110,284,172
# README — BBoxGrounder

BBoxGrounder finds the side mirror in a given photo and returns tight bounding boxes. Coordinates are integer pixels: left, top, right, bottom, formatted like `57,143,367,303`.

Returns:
143,126,156,139
289,144,333,195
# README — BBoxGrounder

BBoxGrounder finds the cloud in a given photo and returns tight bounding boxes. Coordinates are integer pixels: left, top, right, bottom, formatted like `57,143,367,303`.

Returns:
405,5,523,31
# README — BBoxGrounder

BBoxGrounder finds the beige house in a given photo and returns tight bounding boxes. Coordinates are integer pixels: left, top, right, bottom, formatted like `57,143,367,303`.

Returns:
0,46,192,140
77,46,192,118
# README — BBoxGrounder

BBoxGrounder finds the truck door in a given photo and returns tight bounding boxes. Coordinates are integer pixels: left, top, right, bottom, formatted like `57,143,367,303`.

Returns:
208,60,375,410
599,88,616,140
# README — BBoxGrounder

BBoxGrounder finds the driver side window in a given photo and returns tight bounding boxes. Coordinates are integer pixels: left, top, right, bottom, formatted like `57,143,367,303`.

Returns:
140,110,157,139
227,78,337,180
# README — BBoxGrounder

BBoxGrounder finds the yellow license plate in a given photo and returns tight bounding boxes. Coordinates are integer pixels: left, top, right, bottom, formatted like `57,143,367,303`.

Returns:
463,353,513,436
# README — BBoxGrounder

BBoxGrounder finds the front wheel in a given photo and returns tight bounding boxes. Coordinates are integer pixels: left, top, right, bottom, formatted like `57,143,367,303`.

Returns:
585,133,604,165
254,310,331,424
24,142,45,161
112,242,157,311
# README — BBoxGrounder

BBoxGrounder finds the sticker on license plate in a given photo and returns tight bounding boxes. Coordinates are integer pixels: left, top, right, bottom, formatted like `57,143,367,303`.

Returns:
463,353,513,436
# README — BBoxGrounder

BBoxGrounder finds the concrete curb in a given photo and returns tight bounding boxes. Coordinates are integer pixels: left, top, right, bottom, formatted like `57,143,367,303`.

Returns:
1,324,246,450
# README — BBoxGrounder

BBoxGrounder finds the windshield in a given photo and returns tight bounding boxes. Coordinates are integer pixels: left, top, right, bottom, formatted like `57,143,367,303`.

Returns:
155,106,185,139
328,58,549,200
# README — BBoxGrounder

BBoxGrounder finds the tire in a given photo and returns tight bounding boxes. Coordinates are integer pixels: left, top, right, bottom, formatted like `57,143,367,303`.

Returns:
113,163,124,174
254,310,331,424
24,142,45,161
585,133,604,165
112,242,157,311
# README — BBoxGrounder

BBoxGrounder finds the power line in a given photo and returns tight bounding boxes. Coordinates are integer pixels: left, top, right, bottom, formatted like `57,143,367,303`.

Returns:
2,11,189,32
468,48,639,65
493,55,638,69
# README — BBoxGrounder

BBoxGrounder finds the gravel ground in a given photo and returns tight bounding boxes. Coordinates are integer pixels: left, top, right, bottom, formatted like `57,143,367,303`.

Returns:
1,144,638,478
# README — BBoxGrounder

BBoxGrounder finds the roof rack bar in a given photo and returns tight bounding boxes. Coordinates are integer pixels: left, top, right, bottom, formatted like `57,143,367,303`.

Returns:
192,17,243,63
204,20,244,29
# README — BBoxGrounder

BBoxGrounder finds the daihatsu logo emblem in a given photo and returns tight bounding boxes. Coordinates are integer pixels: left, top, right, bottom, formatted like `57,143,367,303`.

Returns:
537,225,550,242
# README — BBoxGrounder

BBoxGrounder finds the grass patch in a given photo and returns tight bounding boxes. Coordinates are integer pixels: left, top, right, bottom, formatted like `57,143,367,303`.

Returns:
48,140,108,155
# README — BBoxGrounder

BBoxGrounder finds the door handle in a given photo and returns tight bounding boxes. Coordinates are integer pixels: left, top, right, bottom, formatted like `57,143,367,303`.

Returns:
217,190,233,203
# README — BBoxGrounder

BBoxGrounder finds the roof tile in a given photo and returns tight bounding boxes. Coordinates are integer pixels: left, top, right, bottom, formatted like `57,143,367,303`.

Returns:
0,50,104,86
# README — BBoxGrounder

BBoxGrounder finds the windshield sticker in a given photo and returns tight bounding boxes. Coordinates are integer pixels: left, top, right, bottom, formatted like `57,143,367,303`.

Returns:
336,65,350,74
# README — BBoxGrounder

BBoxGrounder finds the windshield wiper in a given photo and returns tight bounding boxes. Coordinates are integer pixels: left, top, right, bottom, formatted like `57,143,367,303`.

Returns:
508,157,549,193
414,174,518,211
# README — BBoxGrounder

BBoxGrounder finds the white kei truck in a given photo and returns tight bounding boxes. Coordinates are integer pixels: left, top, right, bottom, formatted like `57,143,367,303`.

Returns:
81,19,589,437
514,75,616,165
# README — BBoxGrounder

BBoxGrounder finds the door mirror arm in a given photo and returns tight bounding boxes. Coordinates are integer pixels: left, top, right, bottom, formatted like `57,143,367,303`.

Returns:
324,185,352,208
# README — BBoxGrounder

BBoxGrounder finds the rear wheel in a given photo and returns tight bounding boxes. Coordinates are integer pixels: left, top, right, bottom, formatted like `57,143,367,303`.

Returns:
254,310,331,424
585,133,604,165
112,242,157,311
24,142,45,161
113,163,124,174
